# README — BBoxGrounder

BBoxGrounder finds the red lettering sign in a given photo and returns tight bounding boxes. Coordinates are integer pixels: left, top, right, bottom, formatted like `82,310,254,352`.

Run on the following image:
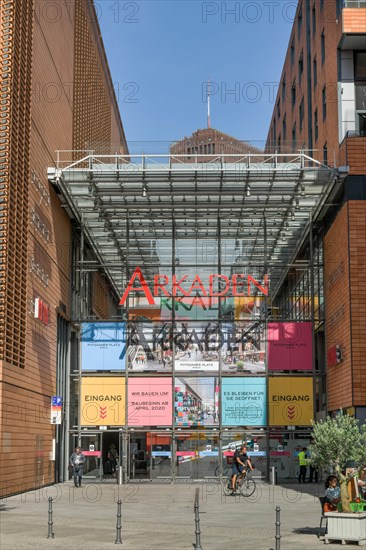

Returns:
119,267,269,306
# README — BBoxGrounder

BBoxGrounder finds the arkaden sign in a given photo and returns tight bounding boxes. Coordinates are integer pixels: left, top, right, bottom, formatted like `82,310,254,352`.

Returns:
120,267,269,306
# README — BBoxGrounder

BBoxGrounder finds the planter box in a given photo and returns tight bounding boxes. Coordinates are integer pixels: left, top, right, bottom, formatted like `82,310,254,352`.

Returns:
325,512,366,545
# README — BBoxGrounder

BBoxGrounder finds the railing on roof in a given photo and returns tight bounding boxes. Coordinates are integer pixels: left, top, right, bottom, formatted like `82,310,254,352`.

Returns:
343,0,366,7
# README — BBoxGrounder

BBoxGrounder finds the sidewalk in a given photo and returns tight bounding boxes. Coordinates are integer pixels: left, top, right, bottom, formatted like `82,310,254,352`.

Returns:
0,481,345,549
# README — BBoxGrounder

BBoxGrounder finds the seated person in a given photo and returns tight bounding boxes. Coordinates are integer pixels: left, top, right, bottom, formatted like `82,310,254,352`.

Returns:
358,468,366,500
324,475,341,512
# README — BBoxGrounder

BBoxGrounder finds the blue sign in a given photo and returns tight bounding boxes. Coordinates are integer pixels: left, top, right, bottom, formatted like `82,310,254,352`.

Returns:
152,451,172,458
51,396,62,406
81,322,126,371
221,378,266,426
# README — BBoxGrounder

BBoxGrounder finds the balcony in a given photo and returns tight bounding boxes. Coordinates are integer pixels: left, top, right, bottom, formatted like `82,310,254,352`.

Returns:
339,132,366,175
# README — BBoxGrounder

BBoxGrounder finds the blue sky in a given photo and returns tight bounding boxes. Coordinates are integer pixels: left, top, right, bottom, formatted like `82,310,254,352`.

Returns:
98,1,296,149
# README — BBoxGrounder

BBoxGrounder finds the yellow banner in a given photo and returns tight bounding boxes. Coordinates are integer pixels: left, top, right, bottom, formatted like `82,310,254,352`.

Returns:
80,377,125,426
269,377,313,426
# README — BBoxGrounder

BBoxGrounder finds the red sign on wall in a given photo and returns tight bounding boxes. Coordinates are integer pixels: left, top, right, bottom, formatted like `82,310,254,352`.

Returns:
34,297,50,325
327,345,342,367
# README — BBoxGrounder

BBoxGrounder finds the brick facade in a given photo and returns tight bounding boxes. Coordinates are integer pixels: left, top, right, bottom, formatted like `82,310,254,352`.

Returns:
0,0,127,497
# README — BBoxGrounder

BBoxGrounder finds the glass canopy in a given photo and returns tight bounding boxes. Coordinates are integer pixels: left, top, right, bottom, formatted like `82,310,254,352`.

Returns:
48,152,338,301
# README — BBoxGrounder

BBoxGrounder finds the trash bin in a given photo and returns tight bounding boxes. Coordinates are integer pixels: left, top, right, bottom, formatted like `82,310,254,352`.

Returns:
270,466,277,485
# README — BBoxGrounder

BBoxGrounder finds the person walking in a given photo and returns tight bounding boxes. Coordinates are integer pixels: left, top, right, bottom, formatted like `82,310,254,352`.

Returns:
298,447,307,483
108,443,119,477
70,446,86,488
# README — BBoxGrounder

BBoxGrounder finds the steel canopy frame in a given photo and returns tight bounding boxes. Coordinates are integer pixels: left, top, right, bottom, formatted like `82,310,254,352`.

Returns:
48,151,338,302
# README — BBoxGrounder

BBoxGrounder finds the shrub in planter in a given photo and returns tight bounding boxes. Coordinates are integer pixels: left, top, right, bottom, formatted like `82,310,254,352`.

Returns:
309,413,366,513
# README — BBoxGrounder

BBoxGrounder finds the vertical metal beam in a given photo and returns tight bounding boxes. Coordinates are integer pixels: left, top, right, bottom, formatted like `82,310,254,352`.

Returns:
309,212,317,422
264,212,271,483
172,211,176,484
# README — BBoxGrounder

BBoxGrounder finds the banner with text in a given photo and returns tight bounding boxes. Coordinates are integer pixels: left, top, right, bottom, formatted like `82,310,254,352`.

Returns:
221,378,266,426
269,377,313,426
268,322,313,371
80,377,125,426
81,322,126,371
128,378,172,426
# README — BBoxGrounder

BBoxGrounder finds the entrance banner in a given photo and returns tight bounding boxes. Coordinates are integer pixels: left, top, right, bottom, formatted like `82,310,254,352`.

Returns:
127,377,172,426
80,377,126,426
81,322,126,371
268,322,313,371
221,378,266,426
269,377,313,426
175,377,219,427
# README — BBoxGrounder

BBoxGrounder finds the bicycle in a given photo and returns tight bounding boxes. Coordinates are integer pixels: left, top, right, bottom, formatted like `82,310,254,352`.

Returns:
222,469,256,497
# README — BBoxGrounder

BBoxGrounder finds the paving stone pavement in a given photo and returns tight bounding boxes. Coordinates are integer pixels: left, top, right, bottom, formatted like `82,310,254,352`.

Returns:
0,481,356,549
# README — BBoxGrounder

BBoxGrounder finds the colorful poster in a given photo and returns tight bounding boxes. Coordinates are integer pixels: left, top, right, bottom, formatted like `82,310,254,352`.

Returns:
81,322,126,371
127,322,173,372
175,377,219,427
127,378,172,426
221,321,266,373
268,322,313,371
221,378,266,426
269,377,314,426
80,377,125,426
174,323,220,371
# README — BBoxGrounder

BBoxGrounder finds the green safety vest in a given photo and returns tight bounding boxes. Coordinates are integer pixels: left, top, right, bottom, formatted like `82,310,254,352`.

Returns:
298,451,307,466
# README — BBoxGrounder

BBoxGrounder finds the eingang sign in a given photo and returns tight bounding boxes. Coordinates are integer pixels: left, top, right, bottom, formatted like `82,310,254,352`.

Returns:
120,267,269,306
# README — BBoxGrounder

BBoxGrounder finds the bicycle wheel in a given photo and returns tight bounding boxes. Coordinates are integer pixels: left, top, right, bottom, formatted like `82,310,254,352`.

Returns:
222,476,233,496
239,477,256,497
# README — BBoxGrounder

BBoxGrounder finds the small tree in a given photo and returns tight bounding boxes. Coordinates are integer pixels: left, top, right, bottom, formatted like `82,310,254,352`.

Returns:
309,413,366,513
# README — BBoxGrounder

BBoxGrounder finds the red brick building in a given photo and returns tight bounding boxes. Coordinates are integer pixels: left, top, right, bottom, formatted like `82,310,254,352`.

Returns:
0,0,127,497
267,0,366,421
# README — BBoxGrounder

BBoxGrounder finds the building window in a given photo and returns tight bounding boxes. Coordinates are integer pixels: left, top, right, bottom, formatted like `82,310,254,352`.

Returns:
199,145,202,154
277,100,281,118
283,114,287,141
278,133,281,152
312,4,316,36
212,143,215,154
299,97,304,132
291,80,296,108
282,77,286,103
323,142,328,165
291,37,295,66
207,143,211,154
292,123,297,151
322,85,326,121
321,31,325,65
204,144,207,154
320,0,324,10
314,108,318,142
313,57,317,88
299,51,304,83
354,52,366,135
297,5,303,39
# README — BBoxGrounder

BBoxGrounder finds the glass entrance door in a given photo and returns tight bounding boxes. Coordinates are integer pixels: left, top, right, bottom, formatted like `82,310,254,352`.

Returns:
77,433,103,481
175,432,219,479
128,432,173,480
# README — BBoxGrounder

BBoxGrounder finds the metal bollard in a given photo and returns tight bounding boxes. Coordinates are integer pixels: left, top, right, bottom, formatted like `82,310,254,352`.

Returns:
275,506,281,550
47,497,55,539
115,499,122,544
194,488,203,550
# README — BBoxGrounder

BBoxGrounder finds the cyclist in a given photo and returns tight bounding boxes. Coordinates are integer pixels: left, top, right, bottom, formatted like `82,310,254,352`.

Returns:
230,444,254,495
